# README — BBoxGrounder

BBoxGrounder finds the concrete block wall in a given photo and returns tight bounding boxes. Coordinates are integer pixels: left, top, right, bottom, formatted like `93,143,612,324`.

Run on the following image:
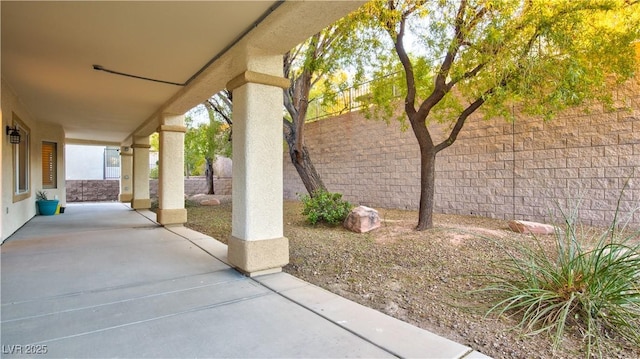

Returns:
284,83,639,227
214,177,232,196
149,178,207,198
67,177,231,202
149,177,231,198
66,180,120,202
284,111,423,209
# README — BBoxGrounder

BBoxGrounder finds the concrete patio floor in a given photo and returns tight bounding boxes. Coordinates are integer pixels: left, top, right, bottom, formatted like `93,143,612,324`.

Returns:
1,202,489,358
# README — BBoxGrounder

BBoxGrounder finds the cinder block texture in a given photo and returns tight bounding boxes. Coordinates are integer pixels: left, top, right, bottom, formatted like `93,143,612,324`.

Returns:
67,177,231,203
284,82,639,227
66,180,120,202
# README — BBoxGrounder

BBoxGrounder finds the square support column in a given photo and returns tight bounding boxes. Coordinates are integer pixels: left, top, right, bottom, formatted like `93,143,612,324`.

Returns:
226,63,291,276
132,137,151,210
157,114,187,226
118,146,133,203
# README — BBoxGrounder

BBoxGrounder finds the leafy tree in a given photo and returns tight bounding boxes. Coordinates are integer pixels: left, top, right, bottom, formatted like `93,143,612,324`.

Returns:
183,115,231,190
150,132,159,152
283,15,370,196
149,133,159,179
204,90,233,139
305,71,351,120
204,15,371,197
201,97,232,194
184,117,198,177
362,0,639,230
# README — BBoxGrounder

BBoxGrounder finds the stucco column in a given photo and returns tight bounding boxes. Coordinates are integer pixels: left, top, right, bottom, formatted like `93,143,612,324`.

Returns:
118,146,133,203
156,114,187,226
131,136,151,209
226,58,291,276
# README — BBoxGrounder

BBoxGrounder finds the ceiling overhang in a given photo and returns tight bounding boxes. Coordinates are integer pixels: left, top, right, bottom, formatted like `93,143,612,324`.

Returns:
1,1,364,145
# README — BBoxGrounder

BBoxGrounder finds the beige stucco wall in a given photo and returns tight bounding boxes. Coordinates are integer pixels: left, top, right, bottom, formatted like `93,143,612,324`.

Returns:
284,82,639,227
38,122,66,205
1,79,66,241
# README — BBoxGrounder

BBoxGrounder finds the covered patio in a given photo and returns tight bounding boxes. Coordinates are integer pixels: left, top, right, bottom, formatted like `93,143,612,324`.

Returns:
1,203,484,358
1,0,366,275
2,2,489,357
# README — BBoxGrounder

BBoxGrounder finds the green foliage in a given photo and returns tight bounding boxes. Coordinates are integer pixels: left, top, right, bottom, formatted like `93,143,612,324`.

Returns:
149,133,159,152
150,198,158,210
184,197,199,208
358,0,639,230
300,190,352,225
36,190,48,201
479,200,640,357
286,7,386,124
183,115,232,177
149,166,159,179
361,0,640,123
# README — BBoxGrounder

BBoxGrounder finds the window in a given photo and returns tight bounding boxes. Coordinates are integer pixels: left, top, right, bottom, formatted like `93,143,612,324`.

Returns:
42,141,57,189
12,113,30,202
104,146,120,179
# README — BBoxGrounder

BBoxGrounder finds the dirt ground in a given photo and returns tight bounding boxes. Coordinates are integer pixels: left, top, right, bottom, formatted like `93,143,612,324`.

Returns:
185,198,639,359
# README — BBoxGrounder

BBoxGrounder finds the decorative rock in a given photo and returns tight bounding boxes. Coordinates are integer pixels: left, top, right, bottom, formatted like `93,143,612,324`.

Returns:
200,198,221,206
344,206,381,233
508,220,556,235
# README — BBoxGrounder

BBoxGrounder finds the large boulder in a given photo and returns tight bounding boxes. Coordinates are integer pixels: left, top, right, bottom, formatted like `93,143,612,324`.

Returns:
200,198,220,206
508,220,556,235
344,206,381,233
188,194,221,206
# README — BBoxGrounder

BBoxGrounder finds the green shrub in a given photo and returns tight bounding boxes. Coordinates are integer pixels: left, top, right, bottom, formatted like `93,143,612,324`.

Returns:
149,197,197,210
478,200,640,357
149,198,159,210
184,197,199,208
300,190,352,225
149,166,159,179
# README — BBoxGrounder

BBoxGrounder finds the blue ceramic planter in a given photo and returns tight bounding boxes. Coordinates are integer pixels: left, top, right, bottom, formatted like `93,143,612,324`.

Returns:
37,200,59,216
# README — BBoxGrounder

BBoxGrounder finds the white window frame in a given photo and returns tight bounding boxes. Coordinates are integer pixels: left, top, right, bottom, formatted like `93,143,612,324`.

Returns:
12,113,30,202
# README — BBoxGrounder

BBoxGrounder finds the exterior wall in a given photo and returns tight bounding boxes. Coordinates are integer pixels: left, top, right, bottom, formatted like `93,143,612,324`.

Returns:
2,79,66,241
38,122,67,206
65,144,105,180
66,177,232,202
284,83,639,227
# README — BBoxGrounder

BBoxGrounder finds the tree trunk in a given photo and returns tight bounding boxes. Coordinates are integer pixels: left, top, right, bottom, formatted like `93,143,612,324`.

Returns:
416,147,437,230
284,131,326,195
205,157,215,195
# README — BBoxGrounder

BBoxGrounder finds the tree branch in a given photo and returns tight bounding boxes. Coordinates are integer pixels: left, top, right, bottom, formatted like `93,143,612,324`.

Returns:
387,0,417,119
205,98,232,126
467,6,488,31
434,85,493,153
283,87,298,120
447,61,487,88
283,116,294,140
435,0,467,90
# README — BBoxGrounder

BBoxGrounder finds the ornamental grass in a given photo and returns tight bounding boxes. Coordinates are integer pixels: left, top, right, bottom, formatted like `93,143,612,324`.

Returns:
479,196,640,358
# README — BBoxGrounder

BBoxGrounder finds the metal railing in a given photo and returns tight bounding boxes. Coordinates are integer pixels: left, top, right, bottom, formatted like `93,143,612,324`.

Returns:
306,72,401,121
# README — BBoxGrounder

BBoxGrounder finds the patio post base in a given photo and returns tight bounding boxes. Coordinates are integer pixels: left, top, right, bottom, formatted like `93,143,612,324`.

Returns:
157,208,187,226
118,193,133,202
132,198,151,210
228,236,289,277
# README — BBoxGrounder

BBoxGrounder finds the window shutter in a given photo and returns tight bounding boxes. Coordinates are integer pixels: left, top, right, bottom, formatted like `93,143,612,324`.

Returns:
42,142,57,188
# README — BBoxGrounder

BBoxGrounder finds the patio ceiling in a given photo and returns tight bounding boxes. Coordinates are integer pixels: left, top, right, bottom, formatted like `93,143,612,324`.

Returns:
1,1,363,145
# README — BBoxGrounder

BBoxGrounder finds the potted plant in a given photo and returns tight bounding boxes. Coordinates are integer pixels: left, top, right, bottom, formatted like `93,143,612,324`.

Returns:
36,190,59,216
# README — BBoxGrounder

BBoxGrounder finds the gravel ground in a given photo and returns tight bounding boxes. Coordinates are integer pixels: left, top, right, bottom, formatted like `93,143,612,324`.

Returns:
185,199,639,359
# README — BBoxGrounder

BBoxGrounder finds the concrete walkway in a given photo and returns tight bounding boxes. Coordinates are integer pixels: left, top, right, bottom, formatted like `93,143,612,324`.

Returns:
1,203,489,358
